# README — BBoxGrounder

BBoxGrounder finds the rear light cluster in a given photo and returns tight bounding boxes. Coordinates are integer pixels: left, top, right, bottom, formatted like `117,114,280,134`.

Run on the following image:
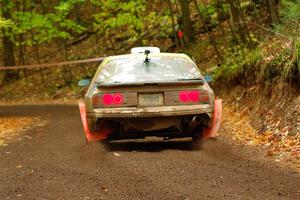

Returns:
178,90,209,103
92,93,125,107
93,92,138,108
102,93,124,106
179,90,200,103
103,93,124,105
92,89,209,108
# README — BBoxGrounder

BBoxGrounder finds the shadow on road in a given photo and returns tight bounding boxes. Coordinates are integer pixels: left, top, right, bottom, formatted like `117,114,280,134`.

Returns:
100,138,211,152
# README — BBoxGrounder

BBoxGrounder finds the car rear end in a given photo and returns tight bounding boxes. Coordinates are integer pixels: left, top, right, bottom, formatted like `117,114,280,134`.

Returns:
83,52,215,141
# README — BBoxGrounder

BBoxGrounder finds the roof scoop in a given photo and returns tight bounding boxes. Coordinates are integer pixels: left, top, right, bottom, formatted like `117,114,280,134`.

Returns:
130,47,160,54
144,50,150,63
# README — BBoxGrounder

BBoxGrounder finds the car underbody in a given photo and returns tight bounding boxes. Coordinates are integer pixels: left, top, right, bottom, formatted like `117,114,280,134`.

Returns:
90,114,211,140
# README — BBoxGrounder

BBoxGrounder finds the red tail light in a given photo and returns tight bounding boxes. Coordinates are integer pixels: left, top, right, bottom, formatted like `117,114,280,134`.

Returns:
179,90,201,103
113,94,124,105
189,90,200,102
179,91,189,103
102,93,124,106
103,94,113,105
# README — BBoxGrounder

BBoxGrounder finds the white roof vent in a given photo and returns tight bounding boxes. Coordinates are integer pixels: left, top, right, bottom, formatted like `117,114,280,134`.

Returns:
130,47,160,54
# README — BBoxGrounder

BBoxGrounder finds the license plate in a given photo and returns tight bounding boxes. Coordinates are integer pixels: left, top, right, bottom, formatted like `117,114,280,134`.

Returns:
138,93,164,106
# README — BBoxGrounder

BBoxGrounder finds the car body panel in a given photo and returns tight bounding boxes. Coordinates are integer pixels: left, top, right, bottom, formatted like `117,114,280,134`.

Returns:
89,104,214,118
79,102,113,141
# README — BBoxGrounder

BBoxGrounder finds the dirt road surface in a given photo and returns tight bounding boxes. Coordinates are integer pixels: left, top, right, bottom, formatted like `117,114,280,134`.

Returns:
1,105,300,200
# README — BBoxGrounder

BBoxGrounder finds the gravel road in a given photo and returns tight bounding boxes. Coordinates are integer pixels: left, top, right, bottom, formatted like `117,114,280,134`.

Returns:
1,105,300,200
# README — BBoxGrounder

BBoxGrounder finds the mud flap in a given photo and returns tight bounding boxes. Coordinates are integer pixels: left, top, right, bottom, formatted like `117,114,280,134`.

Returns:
203,99,222,139
79,102,113,142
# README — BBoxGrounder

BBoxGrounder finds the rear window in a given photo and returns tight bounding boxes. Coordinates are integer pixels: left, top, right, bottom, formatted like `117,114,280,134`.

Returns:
95,55,201,84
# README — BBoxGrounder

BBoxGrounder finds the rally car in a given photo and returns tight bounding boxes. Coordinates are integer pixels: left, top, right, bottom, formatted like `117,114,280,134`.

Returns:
78,47,222,143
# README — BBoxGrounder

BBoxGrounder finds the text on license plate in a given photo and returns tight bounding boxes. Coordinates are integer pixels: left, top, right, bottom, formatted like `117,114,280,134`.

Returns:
138,93,164,106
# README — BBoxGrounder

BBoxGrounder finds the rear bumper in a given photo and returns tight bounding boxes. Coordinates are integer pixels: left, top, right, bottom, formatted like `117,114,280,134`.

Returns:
88,104,214,118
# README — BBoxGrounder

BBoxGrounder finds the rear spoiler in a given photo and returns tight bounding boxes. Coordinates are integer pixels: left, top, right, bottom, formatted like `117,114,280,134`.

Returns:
95,80,204,88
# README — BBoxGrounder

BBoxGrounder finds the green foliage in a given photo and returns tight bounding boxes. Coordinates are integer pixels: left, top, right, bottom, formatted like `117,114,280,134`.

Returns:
197,1,218,23
1,0,86,46
92,0,144,30
213,44,298,86
54,0,85,14
264,0,300,83
0,17,13,29
297,41,300,58
92,0,172,42
276,0,300,37
281,0,300,21
261,47,299,83
212,47,261,83
209,0,300,86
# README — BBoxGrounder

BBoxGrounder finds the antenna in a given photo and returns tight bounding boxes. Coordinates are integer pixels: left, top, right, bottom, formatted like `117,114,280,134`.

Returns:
144,50,150,63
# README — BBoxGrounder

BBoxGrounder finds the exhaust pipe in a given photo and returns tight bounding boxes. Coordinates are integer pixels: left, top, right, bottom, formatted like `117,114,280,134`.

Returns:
188,116,201,129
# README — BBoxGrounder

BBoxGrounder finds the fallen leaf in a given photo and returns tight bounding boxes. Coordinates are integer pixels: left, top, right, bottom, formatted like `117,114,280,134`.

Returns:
100,186,108,192
266,150,274,157
113,152,121,157
24,135,32,139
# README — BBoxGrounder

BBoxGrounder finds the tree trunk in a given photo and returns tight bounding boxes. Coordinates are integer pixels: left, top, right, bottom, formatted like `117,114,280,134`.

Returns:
215,0,226,39
266,0,279,26
18,0,29,84
227,0,252,46
193,0,223,63
179,0,195,43
266,0,273,26
168,0,179,49
1,0,18,82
